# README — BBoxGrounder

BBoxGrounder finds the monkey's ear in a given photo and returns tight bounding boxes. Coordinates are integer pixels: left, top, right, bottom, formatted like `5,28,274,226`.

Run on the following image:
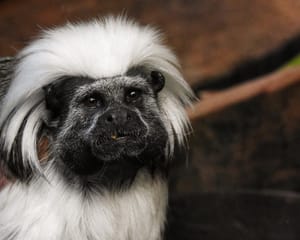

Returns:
149,71,165,93
126,67,165,93
43,82,63,117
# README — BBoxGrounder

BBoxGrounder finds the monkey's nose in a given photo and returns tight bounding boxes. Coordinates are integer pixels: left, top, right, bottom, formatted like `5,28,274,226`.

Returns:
104,108,132,125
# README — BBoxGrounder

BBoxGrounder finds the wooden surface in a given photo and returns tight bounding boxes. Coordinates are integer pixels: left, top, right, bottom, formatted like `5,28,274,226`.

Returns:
1,0,300,87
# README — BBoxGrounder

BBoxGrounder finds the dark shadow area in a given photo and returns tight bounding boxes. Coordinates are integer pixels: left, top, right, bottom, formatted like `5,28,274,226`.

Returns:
195,34,300,92
166,191,300,240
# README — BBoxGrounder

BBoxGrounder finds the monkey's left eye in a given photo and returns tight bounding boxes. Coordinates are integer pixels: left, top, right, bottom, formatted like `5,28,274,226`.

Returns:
82,94,104,108
125,89,142,103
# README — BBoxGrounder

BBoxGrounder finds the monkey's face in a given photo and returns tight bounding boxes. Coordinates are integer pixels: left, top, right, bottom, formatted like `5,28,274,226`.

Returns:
44,69,168,179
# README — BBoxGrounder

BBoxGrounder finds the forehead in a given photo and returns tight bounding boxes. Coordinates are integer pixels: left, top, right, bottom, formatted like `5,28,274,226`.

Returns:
74,75,149,96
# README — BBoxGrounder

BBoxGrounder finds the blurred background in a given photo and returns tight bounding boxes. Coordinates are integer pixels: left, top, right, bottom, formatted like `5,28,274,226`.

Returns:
2,0,300,239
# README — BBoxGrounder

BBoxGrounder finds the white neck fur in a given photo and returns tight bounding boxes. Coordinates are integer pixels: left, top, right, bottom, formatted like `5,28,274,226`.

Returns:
0,170,168,240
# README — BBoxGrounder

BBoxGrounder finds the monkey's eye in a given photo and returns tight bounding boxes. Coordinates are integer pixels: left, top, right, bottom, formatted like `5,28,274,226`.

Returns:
82,94,104,108
125,88,142,103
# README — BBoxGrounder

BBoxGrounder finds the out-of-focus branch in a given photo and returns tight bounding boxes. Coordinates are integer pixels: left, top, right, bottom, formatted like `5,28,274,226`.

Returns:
187,66,300,121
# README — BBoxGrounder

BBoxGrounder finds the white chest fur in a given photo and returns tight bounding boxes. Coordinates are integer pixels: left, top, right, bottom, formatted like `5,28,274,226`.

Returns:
0,171,168,240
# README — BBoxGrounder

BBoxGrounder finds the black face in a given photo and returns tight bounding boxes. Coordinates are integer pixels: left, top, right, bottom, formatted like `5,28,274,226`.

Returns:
44,68,168,188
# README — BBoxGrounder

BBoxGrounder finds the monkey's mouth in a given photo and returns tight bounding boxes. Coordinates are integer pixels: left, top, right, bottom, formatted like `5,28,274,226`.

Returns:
90,127,148,161
109,130,144,141
96,128,147,144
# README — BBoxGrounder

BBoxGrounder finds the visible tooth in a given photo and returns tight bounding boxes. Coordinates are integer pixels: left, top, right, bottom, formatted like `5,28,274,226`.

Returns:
111,132,118,140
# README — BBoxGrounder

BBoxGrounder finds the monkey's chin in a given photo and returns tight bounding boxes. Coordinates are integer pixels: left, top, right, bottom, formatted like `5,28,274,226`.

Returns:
60,141,146,176
91,137,147,162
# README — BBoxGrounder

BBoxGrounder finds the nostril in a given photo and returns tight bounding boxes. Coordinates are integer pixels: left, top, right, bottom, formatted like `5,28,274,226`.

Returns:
106,115,113,122
104,111,132,124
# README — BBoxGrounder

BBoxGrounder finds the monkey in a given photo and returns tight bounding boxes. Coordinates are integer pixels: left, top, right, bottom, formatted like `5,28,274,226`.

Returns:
0,16,194,240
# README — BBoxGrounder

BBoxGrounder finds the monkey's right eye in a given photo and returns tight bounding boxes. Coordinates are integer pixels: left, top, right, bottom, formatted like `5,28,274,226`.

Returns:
82,94,104,108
